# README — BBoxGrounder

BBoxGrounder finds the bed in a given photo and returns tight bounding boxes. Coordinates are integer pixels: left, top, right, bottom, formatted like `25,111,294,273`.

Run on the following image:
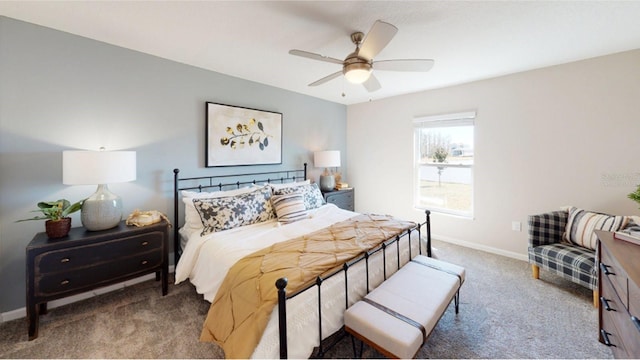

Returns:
172,165,431,358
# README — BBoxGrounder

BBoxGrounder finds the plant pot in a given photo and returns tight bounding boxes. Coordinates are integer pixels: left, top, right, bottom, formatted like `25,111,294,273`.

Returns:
45,218,71,238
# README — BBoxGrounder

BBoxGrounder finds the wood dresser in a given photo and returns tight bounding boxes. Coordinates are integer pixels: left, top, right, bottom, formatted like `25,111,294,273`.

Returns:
26,220,169,340
596,230,640,358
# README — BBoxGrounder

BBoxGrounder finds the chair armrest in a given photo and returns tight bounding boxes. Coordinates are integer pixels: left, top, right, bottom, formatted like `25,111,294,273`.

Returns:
528,210,568,247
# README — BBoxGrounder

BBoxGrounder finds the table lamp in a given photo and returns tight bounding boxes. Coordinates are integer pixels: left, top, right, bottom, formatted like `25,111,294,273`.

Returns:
63,149,136,231
314,150,341,192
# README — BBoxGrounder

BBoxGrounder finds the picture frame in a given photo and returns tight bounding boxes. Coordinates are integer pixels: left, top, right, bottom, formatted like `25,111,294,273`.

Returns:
205,102,282,167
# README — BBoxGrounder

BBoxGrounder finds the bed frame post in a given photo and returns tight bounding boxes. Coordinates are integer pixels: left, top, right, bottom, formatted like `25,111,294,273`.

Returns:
173,168,181,266
425,210,432,257
276,277,288,359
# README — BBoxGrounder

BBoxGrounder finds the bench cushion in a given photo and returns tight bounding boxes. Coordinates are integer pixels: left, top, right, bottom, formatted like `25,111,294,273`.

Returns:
344,256,464,358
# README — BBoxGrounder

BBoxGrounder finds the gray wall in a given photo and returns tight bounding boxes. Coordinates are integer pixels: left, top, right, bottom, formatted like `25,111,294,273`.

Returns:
0,17,346,313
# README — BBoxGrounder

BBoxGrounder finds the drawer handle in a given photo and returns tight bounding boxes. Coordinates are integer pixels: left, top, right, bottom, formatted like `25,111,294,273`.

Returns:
141,260,148,265
600,329,616,347
600,297,616,312
633,316,640,333
60,280,70,286
60,258,70,263
600,263,615,276
141,241,149,246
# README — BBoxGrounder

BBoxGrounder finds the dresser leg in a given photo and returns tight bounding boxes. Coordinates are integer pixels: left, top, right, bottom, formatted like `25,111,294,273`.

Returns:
593,289,599,308
27,302,39,341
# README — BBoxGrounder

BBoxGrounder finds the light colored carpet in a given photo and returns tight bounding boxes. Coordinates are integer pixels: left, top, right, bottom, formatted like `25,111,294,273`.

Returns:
0,240,612,359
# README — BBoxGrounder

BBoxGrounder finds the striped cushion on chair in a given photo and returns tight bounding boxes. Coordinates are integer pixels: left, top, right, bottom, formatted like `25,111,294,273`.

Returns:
564,207,627,250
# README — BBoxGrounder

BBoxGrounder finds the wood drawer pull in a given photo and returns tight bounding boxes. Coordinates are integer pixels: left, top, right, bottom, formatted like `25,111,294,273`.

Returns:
60,280,70,286
60,258,70,263
600,297,616,312
600,329,615,347
141,260,148,265
600,263,615,276
141,241,149,246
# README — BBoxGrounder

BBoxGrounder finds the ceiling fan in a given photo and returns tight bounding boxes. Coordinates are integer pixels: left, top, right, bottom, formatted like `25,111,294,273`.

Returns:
289,20,434,92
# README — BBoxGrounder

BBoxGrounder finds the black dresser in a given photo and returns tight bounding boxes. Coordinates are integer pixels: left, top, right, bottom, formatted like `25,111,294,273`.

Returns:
25,220,169,340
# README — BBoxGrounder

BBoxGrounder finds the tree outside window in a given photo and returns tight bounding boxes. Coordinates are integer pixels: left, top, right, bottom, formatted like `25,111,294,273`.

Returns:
413,112,475,218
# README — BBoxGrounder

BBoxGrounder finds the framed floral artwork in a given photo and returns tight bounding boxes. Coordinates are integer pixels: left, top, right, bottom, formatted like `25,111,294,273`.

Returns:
205,102,282,167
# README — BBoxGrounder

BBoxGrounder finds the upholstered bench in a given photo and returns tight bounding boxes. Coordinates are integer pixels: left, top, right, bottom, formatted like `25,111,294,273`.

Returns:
344,255,465,358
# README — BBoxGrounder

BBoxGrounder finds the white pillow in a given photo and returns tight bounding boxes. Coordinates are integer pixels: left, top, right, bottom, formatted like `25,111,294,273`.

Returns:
181,186,258,233
268,179,310,192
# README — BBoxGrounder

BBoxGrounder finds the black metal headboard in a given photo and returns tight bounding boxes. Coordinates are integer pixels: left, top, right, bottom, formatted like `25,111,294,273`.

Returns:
172,164,307,265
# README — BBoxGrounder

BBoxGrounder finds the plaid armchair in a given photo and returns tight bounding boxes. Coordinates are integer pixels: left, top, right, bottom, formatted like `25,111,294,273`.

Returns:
527,210,599,307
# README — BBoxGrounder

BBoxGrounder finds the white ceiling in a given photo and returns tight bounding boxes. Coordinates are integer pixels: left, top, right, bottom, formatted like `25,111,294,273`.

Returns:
2,1,640,105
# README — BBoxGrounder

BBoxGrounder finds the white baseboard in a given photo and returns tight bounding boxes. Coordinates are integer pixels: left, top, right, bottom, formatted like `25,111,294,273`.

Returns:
432,234,528,262
1,266,175,323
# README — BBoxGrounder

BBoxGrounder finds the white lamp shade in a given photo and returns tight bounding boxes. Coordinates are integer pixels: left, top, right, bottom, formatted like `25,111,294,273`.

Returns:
63,150,136,185
314,151,341,168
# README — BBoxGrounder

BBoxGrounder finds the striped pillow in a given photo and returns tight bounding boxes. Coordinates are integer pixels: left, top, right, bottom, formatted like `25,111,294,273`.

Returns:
271,193,309,224
564,207,628,250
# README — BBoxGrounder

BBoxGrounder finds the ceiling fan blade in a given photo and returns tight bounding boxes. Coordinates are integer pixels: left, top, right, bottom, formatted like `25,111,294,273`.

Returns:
289,49,343,65
309,71,343,87
362,73,381,92
358,20,398,60
374,59,435,72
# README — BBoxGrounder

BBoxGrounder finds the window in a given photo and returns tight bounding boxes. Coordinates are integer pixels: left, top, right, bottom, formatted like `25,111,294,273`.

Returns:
413,111,475,218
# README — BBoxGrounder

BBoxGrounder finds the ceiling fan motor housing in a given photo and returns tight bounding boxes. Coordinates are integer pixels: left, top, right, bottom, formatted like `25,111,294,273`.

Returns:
343,51,372,83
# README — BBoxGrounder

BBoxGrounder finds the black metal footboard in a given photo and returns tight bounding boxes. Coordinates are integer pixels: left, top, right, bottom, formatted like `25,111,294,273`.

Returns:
276,210,432,359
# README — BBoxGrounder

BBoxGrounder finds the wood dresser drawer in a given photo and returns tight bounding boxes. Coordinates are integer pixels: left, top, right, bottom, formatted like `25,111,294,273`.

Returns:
600,275,635,357
35,232,163,274
597,230,640,359
600,243,629,309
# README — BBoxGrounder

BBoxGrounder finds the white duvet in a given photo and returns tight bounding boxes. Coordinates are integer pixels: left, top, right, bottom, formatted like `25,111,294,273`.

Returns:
175,204,422,358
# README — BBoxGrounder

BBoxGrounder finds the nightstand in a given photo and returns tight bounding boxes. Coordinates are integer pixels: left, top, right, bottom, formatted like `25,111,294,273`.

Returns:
25,220,169,340
323,188,355,211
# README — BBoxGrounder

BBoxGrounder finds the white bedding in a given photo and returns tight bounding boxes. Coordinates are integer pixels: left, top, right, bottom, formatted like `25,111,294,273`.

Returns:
175,203,422,358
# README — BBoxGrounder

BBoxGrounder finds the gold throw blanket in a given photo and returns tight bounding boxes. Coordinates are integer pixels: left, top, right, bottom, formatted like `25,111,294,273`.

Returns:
200,214,416,358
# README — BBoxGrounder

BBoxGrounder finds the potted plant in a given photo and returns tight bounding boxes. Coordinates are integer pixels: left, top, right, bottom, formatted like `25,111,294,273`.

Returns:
17,199,83,238
629,185,640,210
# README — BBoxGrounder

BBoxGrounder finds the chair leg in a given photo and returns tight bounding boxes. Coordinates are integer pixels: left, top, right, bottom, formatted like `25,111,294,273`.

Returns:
593,289,599,308
531,264,540,279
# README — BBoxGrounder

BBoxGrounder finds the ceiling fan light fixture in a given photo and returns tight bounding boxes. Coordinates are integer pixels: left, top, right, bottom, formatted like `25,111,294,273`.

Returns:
343,63,372,84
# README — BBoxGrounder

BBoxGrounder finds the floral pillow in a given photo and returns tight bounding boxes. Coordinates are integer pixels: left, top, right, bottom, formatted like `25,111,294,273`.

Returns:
275,183,324,210
193,186,276,235
181,187,255,234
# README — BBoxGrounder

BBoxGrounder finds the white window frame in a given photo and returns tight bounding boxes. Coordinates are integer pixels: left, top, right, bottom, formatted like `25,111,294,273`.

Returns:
413,111,476,218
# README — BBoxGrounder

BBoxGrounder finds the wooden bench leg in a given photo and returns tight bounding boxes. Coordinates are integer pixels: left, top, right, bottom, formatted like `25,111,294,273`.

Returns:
593,289,599,308
531,264,540,279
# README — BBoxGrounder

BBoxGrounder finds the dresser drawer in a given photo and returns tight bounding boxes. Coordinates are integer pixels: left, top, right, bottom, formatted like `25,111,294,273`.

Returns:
35,250,163,297
601,276,629,357
324,190,354,211
601,306,630,359
600,244,629,309
35,232,164,274
630,279,640,319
